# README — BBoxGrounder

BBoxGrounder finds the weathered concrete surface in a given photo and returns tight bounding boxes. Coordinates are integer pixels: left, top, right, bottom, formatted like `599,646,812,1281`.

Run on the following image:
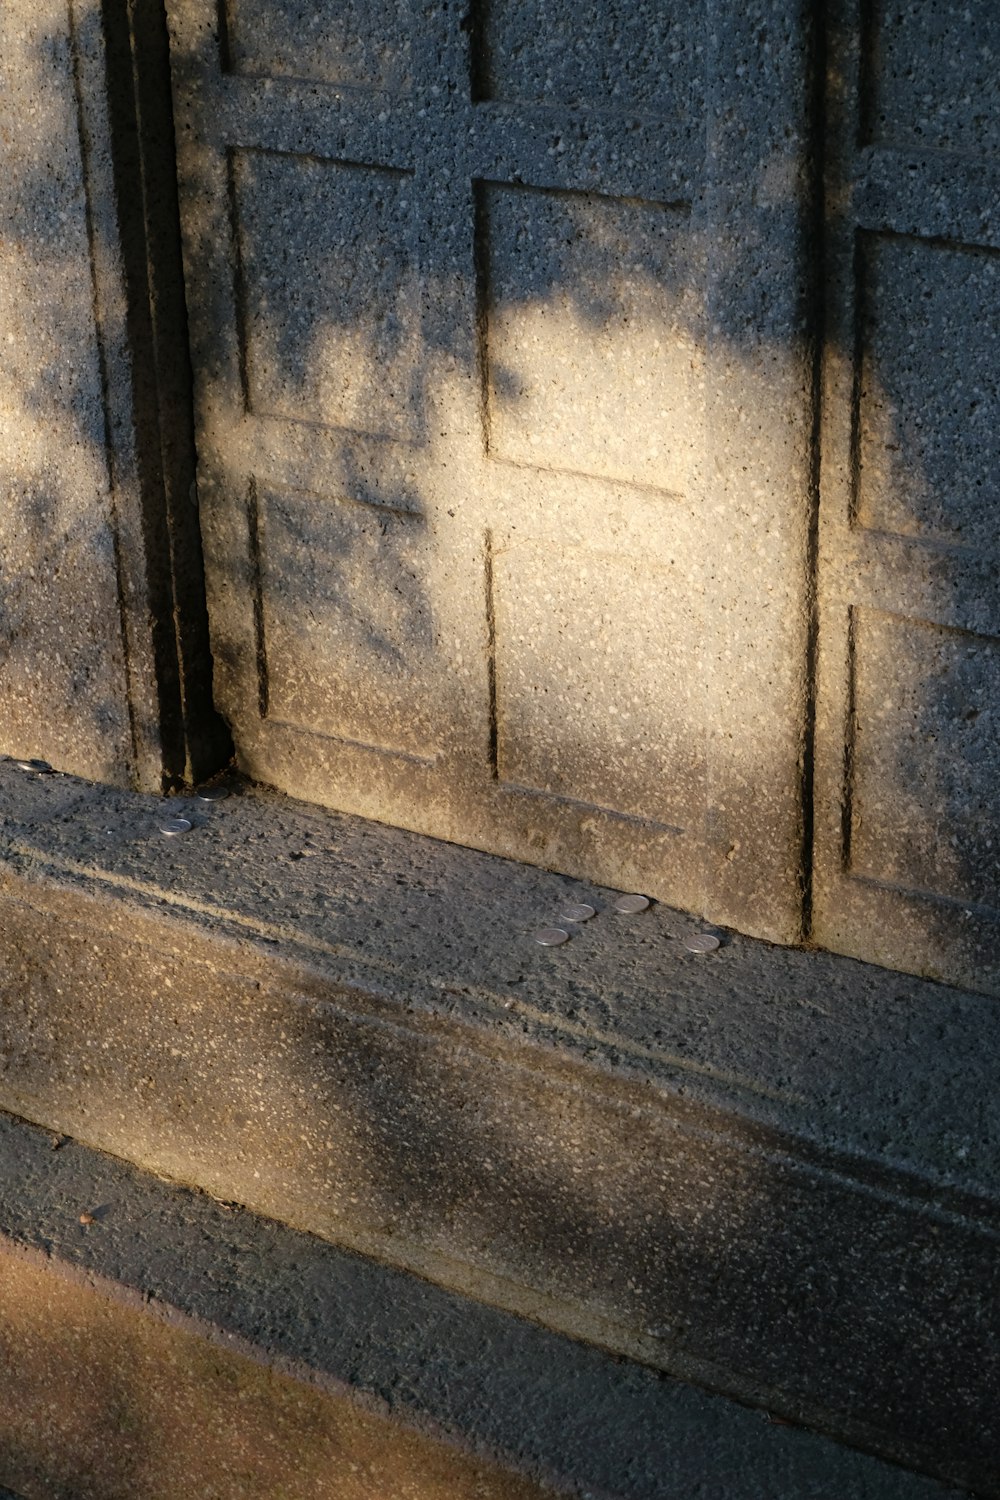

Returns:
0,765,998,1493
167,0,817,946
813,1,1000,989
0,1110,969,1500
0,0,228,791
0,0,143,784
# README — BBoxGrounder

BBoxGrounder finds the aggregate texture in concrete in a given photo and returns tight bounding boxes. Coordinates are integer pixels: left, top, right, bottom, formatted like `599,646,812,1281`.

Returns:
0,1109,972,1500
0,764,998,1493
812,0,1000,989
0,0,145,785
0,0,228,792
167,0,818,948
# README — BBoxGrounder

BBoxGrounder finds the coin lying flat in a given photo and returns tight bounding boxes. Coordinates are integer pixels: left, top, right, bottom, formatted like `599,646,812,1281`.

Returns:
614,894,650,914
535,927,570,947
560,903,596,923
159,817,192,837
683,932,720,954
196,785,230,802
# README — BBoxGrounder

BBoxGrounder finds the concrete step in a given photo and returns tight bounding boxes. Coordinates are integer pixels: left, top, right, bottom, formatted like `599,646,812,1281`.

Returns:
0,1109,972,1500
0,764,998,1494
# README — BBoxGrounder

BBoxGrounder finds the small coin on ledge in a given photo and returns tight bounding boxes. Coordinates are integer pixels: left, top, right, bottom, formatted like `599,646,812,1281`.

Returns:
15,758,53,774
196,784,230,802
614,894,650,914
159,817,192,837
535,927,570,947
684,932,721,954
560,903,596,923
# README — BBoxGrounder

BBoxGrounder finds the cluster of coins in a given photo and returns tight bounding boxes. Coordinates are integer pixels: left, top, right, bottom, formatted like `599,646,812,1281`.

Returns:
535,892,721,955
9,757,233,839
159,783,232,836
8,760,722,956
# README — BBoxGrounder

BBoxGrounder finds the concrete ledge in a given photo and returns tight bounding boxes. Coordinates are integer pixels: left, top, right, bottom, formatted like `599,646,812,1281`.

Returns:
1,765,998,1493
0,1110,967,1500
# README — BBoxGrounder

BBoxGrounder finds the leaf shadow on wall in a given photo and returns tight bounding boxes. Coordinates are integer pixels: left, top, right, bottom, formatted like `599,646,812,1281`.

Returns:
2,4,999,1498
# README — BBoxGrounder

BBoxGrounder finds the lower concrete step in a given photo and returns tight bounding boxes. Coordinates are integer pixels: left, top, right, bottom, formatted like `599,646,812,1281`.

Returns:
0,1110,970,1500
0,765,998,1494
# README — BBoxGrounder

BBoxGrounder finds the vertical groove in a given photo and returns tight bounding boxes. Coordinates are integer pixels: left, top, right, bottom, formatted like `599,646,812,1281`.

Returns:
842,604,858,871
67,0,142,786
105,0,188,787
226,148,252,415
840,18,865,887
216,0,234,74
484,529,499,780
73,0,234,790
799,0,829,942
856,0,878,149
125,0,232,783
467,0,490,104
471,180,494,457
847,228,867,530
247,478,269,720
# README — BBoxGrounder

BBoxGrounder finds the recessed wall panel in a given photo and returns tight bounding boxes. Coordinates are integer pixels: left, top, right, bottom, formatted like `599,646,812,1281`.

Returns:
477,0,704,119
224,0,412,90
171,0,814,940
259,488,441,759
494,544,700,828
849,609,1000,909
481,184,701,493
856,234,1000,550
232,151,420,441
865,1,1000,155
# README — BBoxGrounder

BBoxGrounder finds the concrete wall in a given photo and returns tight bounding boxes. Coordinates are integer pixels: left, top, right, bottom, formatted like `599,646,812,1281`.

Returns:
812,0,1000,990
0,0,228,791
167,0,818,948
3,1,999,992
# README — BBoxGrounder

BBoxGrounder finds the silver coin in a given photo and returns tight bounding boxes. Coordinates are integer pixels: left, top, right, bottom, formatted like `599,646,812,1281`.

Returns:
560,903,596,923
16,758,52,773
160,817,192,836
196,785,230,802
535,927,570,947
684,932,720,954
614,893,650,914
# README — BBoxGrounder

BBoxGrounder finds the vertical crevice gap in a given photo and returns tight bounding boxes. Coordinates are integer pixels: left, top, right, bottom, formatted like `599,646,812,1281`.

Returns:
66,0,143,786
842,604,858,871
247,477,269,721
226,147,253,415
856,0,879,150
848,228,868,530
799,0,829,942
102,0,232,785
471,180,494,457
484,529,499,780
101,0,185,787
216,0,234,74
466,0,491,104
